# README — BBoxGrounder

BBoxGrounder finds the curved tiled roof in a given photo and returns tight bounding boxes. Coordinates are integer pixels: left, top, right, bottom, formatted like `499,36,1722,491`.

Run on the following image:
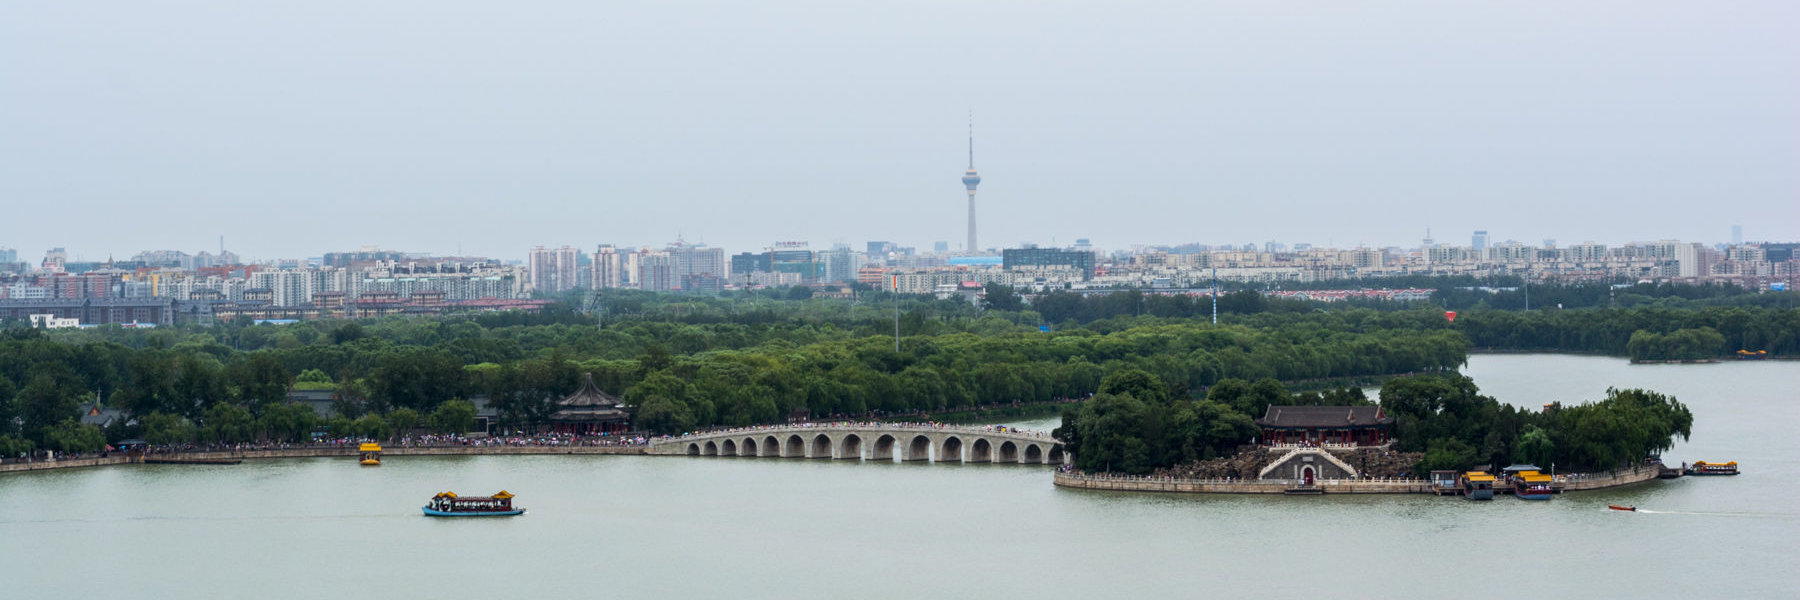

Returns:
552,373,631,423
1255,405,1391,428
559,373,622,408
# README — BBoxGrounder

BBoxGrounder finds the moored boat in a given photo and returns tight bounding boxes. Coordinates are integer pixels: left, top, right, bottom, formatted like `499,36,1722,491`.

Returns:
359,442,382,466
1460,471,1495,500
1512,471,1554,500
1684,461,1739,476
423,491,525,517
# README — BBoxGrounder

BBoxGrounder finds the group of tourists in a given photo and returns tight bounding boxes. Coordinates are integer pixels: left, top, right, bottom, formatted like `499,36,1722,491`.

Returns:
396,432,648,447
668,419,1051,440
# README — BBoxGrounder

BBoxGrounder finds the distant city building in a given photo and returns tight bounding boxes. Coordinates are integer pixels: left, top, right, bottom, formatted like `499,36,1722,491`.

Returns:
42,247,67,272
28,314,82,328
668,243,726,287
528,246,580,293
730,252,772,275
819,247,860,283
591,245,625,289
1003,248,1097,279
323,247,408,268
129,250,194,270
1471,230,1489,253
933,241,949,254
636,251,675,292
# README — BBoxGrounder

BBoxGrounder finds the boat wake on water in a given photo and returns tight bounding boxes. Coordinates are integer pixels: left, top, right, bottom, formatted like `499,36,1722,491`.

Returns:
1608,508,1799,519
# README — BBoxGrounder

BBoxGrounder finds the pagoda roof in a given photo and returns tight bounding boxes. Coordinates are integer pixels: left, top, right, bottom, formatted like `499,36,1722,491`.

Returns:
1255,405,1392,428
552,373,631,423
558,373,622,409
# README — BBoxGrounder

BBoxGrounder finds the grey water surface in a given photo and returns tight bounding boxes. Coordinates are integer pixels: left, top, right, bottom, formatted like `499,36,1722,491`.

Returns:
2,354,1794,598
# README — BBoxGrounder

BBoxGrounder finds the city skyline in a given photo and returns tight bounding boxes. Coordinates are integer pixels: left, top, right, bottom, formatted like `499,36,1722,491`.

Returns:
3,1,1796,262
3,225,1791,267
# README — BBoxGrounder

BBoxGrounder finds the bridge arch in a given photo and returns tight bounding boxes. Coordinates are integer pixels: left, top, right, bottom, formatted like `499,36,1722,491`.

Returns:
840,434,863,460
721,439,737,456
703,441,719,456
969,438,992,463
761,436,780,457
1048,445,1064,464
741,438,758,457
687,442,700,456
1024,444,1043,463
939,436,964,463
905,435,932,462
998,441,1018,463
872,435,897,462
784,435,805,458
809,434,833,459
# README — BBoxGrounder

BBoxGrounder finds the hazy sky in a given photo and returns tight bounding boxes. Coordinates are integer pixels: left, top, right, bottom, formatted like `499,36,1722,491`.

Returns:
4,1,1796,263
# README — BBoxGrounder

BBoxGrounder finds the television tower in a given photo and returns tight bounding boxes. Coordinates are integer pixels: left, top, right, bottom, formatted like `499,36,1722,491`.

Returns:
961,114,982,254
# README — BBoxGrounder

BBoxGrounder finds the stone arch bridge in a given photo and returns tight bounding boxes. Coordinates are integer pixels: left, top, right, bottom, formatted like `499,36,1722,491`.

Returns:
649,424,1065,465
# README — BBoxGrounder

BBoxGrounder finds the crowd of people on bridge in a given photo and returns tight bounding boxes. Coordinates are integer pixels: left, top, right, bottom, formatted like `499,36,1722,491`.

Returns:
665,419,1053,441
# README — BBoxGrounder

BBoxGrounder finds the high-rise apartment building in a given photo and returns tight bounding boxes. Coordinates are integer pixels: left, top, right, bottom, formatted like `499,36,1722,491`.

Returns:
819,248,860,283
669,244,726,284
1471,230,1489,253
636,251,675,292
527,246,580,293
591,245,625,289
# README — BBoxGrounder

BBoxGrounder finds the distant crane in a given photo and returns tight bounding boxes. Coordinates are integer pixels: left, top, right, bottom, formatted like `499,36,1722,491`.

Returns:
580,289,605,331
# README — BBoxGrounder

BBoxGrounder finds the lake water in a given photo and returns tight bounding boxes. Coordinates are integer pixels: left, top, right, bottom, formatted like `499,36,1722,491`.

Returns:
3,354,1796,598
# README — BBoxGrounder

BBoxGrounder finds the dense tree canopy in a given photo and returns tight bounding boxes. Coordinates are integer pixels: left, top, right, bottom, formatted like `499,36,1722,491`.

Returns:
0,284,1746,449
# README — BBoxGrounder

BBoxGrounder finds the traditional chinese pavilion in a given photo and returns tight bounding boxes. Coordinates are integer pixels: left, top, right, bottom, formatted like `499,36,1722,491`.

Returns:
1256,405,1393,446
550,373,633,434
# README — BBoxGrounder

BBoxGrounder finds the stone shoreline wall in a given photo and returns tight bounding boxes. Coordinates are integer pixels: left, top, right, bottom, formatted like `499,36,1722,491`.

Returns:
0,445,648,474
1053,472,1429,494
1054,464,1665,495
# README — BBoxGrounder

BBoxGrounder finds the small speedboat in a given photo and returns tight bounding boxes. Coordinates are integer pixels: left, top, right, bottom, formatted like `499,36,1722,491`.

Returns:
1608,504,1636,512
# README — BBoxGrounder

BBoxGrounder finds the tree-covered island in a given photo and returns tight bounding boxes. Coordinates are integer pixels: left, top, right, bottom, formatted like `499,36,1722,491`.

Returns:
1054,368,1692,477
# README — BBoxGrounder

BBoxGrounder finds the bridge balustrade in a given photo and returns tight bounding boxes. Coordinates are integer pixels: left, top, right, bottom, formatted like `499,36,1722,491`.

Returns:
656,423,1065,465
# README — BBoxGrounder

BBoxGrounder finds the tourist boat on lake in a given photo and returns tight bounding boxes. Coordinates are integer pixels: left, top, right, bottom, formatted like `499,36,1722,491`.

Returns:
1512,471,1555,500
359,442,382,466
1685,461,1739,476
1460,472,1495,500
423,491,524,517
1608,504,1637,512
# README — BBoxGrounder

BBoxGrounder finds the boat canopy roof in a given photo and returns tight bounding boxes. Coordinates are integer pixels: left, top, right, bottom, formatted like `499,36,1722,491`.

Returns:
1693,461,1736,466
359,443,382,452
492,490,514,499
1521,474,1553,483
1464,472,1496,482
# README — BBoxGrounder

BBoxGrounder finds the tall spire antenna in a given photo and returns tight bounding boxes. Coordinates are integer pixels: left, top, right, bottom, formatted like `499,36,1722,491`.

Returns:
960,111,983,255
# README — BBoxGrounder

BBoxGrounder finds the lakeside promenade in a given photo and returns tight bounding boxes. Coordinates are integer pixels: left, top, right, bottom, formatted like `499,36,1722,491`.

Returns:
0,439,649,474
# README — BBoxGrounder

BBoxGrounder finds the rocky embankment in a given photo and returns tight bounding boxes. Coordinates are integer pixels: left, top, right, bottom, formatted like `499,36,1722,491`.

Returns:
1154,446,1422,480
